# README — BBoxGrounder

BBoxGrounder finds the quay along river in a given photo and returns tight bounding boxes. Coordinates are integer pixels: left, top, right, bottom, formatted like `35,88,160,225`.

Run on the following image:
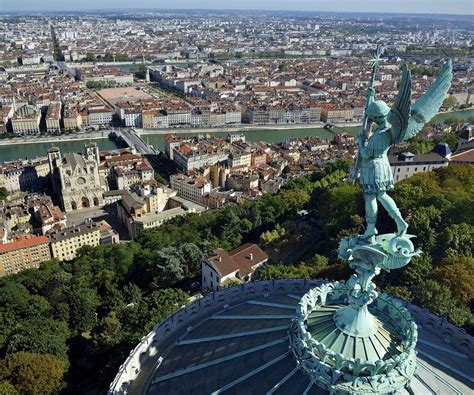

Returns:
0,109,472,163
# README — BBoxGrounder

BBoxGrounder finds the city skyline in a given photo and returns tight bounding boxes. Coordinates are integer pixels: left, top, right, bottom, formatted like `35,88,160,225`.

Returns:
2,0,474,15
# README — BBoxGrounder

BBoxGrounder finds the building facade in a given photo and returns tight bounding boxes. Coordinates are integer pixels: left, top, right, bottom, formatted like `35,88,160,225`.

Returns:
48,144,104,212
170,174,212,205
201,243,268,292
0,236,51,277
49,222,101,261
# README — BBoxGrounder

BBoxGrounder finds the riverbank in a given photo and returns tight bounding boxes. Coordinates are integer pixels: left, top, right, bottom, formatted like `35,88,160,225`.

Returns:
137,122,360,136
0,131,108,146
0,122,356,147
0,108,471,152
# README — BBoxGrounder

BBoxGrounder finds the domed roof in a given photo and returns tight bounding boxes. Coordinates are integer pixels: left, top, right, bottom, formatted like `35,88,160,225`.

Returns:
109,280,474,395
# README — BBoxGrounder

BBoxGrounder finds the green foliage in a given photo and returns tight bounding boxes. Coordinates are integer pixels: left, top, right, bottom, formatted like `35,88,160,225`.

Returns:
404,137,435,155
431,256,474,305
255,263,315,280
0,187,8,201
408,64,440,77
413,279,453,317
434,133,459,152
0,160,473,391
50,26,65,62
68,287,100,333
260,224,286,247
435,223,474,259
0,352,66,394
442,95,458,109
0,381,18,395
4,318,69,362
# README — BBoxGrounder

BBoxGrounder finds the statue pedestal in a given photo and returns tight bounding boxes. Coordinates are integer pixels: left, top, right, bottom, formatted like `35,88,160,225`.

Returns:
288,233,420,394
334,305,377,337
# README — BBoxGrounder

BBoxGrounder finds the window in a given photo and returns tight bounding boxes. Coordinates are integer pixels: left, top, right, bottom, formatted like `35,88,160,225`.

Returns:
397,168,400,173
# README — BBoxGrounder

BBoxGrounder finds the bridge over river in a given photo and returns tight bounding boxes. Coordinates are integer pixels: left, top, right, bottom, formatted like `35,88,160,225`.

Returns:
110,129,157,155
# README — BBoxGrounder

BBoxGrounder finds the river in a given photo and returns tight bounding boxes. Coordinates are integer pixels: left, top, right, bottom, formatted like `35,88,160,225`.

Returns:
0,109,471,163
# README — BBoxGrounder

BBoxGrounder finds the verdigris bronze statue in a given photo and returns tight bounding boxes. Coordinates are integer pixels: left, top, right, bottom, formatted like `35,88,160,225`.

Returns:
350,46,453,241
289,48,453,394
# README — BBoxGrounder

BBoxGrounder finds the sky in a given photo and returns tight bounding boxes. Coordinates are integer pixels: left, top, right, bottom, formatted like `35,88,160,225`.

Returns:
1,0,473,15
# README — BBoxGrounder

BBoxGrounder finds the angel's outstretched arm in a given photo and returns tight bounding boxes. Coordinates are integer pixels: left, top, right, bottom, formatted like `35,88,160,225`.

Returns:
366,86,375,106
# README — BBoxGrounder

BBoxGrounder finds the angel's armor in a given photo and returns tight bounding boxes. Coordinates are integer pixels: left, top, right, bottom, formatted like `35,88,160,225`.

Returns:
359,127,393,194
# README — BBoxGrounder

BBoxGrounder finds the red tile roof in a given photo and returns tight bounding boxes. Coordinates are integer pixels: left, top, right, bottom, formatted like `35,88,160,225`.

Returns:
0,235,49,254
208,243,268,277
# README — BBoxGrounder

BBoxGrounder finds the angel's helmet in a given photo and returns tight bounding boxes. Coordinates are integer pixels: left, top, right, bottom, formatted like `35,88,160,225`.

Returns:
366,100,390,122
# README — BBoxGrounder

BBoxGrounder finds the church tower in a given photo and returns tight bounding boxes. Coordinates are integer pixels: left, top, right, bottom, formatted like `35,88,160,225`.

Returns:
85,142,99,165
47,146,61,193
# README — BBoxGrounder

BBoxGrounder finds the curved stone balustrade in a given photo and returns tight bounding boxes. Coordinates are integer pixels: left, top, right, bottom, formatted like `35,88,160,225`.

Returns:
289,281,418,394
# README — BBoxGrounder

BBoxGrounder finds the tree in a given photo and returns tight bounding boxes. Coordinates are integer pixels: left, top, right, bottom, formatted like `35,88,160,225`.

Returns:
0,187,8,201
92,311,122,349
0,381,18,395
0,352,66,394
255,263,315,280
1,60,12,68
435,223,474,260
260,224,286,247
68,287,99,333
383,285,412,301
442,95,458,110
405,138,435,155
431,256,474,305
280,189,310,214
391,184,424,214
408,206,441,252
5,318,69,362
399,254,433,288
144,289,188,331
306,254,329,271
278,63,288,72
413,279,453,317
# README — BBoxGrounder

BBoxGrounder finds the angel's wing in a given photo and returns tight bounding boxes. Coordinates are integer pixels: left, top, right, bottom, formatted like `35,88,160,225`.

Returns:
388,64,412,144
401,60,453,142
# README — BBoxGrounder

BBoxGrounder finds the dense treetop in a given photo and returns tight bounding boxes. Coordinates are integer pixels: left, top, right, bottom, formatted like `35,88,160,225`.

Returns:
0,162,472,393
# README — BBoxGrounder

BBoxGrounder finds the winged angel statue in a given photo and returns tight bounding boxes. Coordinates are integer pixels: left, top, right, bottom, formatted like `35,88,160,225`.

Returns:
352,52,453,241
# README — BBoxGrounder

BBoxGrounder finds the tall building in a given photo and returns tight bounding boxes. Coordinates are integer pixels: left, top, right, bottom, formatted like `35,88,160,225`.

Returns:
48,143,104,212
11,105,41,135
0,159,49,193
0,235,51,277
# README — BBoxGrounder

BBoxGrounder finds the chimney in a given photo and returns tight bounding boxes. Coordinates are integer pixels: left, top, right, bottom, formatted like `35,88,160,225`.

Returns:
249,253,253,260
218,256,222,262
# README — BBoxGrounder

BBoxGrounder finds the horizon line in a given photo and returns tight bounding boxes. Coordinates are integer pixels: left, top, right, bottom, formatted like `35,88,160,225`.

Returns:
2,7,473,17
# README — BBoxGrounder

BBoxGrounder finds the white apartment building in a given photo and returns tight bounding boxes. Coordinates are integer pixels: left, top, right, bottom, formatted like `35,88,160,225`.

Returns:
389,150,450,183
170,174,212,205
88,108,113,126
228,152,251,168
